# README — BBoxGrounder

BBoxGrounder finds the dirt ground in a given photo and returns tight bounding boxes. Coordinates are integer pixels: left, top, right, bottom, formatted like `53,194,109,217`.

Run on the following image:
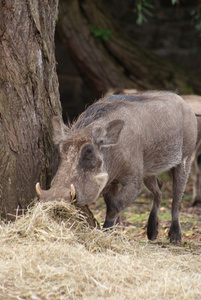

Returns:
90,172,201,250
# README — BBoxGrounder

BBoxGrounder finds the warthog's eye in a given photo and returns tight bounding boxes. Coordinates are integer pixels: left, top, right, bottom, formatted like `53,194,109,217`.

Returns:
79,144,98,170
81,144,94,160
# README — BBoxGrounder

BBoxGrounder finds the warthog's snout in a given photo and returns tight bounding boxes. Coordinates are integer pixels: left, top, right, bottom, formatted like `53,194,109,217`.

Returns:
35,182,75,203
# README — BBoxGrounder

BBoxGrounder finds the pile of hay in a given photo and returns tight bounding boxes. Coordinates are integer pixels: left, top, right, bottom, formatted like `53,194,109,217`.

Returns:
0,201,201,299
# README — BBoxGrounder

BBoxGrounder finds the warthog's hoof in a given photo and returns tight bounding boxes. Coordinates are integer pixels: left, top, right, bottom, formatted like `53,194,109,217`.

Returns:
147,229,158,241
168,221,181,243
103,220,115,229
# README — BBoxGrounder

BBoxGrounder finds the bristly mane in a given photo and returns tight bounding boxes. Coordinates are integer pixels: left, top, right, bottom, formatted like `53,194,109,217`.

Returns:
73,92,157,129
73,91,176,129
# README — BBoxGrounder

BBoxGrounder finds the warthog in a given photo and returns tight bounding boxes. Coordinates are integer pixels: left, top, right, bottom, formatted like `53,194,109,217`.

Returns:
124,90,201,206
36,91,197,243
182,95,201,206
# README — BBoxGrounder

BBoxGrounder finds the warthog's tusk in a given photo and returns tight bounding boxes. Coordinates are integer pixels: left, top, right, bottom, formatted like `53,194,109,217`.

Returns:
70,184,76,200
35,182,42,197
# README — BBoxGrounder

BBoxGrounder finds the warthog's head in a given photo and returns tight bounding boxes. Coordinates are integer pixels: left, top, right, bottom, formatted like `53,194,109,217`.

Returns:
36,116,124,206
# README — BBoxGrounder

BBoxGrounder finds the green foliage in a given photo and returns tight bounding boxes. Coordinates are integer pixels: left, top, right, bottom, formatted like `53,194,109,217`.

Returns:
191,4,201,36
159,212,171,220
125,212,148,226
171,0,180,5
134,0,154,25
90,25,112,42
134,0,201,35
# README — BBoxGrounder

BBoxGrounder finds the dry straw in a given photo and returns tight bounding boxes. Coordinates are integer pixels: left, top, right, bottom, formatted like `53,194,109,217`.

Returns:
0,200,201,299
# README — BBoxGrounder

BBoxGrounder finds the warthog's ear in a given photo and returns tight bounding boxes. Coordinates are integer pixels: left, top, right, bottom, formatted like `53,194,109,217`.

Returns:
52,116,69,144
92,119,124,146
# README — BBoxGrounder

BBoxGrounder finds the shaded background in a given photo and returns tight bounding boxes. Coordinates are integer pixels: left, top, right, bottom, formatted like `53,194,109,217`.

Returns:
55,0,201,122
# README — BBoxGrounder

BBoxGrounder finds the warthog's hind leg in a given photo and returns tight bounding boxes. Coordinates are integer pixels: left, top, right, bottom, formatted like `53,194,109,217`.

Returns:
144,176,163,241
169,156,191,243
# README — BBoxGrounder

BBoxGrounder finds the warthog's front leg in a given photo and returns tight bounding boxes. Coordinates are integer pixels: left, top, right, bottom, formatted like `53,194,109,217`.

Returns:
103,178,142,229
102,182,120,228
144,176,163,240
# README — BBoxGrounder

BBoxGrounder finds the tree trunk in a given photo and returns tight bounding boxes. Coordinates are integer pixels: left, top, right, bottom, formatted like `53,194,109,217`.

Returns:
57,0,201,96
0,0,62,218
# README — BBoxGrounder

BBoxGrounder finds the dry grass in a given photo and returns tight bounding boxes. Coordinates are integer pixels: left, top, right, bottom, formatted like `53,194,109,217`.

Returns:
0,201,201,300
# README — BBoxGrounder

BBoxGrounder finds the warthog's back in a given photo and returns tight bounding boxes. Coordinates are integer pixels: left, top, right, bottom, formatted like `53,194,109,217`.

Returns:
75,91,197,176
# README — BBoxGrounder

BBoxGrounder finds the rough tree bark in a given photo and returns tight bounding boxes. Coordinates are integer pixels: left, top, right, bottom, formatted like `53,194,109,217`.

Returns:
57,0,201,96
0,1,62,218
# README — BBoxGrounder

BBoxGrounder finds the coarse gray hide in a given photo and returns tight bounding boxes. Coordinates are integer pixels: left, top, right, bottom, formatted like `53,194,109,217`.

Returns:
36,91,197,243
182,95,201,206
